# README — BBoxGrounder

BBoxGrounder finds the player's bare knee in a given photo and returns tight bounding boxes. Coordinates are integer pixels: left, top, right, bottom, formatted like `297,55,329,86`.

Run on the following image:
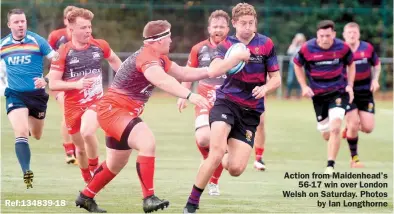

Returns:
362,125,374,133
80,129,95,140
228,165,244,177
321,132,330,141
31,132,42,140
195,134,210,147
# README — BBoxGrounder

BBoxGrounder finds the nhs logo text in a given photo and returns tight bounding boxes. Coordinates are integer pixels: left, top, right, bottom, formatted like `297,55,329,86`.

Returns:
8,55,31,65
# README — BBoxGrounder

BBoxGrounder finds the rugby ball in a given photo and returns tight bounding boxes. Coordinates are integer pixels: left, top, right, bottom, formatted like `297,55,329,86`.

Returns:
224,43,247,75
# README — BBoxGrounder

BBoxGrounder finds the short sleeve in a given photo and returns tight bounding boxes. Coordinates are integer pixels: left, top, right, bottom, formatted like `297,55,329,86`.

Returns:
50,45,67,72
266,40,279,72
47,31,57,49
96,39,111,59
36,34,54,57
187,45,199,67
293,44,307,66
342,43,354,66
369,44,380,66
136,50,172,73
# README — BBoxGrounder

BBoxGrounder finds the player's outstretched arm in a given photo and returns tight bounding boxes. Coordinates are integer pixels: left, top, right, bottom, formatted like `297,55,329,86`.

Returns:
208,49,250,78
144,65,210,109
167,62,209,82
106,50,122,72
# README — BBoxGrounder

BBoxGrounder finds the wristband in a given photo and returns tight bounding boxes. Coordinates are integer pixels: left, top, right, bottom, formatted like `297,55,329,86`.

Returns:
186,92,192,100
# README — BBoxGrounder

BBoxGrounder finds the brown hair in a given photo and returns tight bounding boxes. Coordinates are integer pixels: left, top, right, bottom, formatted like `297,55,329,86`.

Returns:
143,20,171,38
344,22,360,30
63,6,78,19
208,10,230,26
67,8,94,24
317,20,335,31
232,3,257,21
7,8,25,21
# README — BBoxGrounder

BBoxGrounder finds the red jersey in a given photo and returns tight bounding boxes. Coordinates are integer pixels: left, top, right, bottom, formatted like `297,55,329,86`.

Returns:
50,38,111,108
108,45,172,104
48,28,70,50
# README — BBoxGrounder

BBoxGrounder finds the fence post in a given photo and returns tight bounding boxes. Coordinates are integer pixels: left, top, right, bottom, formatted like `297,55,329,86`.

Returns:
277,55,283,99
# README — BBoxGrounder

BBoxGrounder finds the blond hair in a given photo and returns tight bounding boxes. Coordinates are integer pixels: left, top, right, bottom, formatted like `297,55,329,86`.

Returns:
232,3,257,21
67,8,94,24
208,10,230,26
63,6,77,19
143,20,171,38
344,22,360,30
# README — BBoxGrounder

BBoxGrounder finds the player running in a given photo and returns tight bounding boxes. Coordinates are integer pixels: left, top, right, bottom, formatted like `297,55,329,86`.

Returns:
183,3,281,213
342,22,381,167
1,8,56,189
293,20,355,174
48,8,122,183
47,5,78,165
74,20,218,213
177,9,230,196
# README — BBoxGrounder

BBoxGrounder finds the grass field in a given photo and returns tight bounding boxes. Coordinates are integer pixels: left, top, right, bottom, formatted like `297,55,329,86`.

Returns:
1,94,393,213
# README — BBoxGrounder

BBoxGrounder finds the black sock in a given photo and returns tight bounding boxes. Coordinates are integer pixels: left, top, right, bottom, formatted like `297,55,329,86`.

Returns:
347,137,359,159
327,160,335,168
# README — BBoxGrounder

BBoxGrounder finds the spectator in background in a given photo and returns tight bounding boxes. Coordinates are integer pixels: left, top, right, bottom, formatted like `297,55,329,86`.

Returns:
286,33,306,99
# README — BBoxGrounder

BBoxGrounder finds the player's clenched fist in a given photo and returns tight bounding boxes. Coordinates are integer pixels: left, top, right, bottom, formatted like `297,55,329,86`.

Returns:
76,77,95,90
188,93,210,110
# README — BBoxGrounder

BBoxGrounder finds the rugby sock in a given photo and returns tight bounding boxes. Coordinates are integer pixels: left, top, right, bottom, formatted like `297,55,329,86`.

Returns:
82,161,116,198
327,160,335,168
196,141,209,159
63,142,74,155
88,157,99,173
347,137,359,160
136,155,155,198
80,167,92,183
187,185,204,206
209,163,224,185
15,137,30,174
255,147,264,161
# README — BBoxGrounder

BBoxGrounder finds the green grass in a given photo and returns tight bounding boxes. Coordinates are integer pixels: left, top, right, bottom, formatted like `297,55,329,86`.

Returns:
1,95,393,213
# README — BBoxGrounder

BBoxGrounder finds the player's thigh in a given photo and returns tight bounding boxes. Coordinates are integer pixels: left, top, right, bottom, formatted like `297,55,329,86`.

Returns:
345,108,359,128
359,111,375,133
106,147,132,173
312,97,330,133
81,108,99,136
8,108,29,137
127,121,156,153
227,138,253,176
208,99,234,155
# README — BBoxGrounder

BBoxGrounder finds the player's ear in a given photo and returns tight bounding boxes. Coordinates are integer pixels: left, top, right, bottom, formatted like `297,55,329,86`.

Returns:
231,19,236,28
7,21,11,28
333,31,336,38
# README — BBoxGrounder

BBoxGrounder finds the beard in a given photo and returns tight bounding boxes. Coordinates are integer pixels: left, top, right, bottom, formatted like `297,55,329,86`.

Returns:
211,33,226,44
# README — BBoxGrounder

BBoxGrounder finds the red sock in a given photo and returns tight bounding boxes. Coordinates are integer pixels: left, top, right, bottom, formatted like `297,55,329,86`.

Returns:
196,141,209,159
136,156,155,198
80,167,92,183
89,157,99,173
255,147,264,161
209,163,224,184
82,161,116,198
63,142,74,155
